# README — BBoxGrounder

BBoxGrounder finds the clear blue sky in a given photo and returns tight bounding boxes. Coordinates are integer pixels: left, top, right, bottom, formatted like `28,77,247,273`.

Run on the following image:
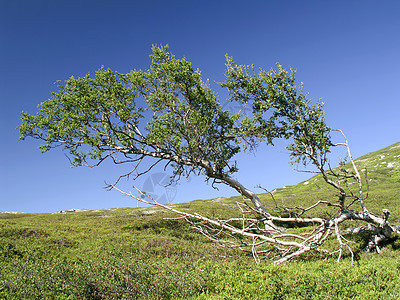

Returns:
1,1,399,213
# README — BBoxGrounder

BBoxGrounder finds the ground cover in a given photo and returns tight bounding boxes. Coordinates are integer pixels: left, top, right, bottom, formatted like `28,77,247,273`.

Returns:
1,142,399,299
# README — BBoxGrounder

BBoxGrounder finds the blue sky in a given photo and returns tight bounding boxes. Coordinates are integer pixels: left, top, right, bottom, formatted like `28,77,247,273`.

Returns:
1,1,399,213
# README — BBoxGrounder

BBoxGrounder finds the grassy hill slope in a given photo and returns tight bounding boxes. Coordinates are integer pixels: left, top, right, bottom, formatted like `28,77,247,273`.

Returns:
262,141,400,220
1,142,399,299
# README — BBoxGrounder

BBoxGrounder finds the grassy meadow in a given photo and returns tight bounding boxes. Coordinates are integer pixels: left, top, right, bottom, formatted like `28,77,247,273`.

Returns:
1,142,400,299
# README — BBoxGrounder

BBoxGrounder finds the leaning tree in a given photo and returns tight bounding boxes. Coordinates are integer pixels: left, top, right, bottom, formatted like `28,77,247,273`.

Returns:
19,45,399,264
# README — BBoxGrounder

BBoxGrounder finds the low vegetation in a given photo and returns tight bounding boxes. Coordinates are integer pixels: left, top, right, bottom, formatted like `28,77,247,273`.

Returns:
1,142,399,299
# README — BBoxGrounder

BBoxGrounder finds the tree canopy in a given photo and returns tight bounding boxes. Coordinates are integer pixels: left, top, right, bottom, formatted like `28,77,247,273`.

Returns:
19,45,330,216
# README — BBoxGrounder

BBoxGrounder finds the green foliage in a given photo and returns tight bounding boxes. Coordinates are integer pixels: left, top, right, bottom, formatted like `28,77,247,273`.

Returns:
221,58,331,164
19,45,242,176
19,45,331,181
392,168,400,182
1,206,399,299
19,67,143,164
194,257,400,299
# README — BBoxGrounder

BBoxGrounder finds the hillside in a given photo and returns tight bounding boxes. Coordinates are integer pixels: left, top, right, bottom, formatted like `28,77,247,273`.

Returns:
262,141,400,220
1,142,399,299
174,141,400,222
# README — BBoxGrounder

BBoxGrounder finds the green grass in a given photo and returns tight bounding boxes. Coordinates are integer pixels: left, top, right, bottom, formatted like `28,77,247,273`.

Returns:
1,142,400,299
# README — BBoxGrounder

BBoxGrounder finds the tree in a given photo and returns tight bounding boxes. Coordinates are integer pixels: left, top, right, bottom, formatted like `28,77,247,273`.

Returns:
19,45,399,264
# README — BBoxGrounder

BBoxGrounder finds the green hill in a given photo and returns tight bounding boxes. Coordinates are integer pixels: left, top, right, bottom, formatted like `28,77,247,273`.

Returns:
1,142,399,299
263,141,400,220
